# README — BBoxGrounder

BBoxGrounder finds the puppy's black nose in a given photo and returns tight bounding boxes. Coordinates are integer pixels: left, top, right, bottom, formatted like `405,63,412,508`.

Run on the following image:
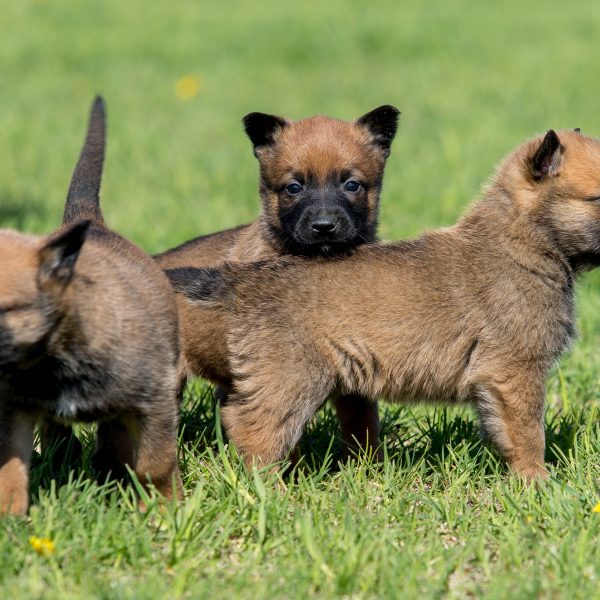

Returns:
311,220,337,234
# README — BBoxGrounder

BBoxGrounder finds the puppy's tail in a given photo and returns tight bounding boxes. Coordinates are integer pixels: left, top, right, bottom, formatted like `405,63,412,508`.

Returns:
165,265,238,309
62,96,106,226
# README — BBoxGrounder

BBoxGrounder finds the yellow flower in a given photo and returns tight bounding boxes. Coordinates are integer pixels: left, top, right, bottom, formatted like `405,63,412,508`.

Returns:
592,502,600,513
175,75,201,101
29,536,55,556
525,515,534,524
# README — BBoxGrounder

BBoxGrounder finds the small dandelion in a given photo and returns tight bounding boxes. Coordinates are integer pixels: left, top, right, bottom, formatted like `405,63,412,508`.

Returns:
525,515,534,524
29,536,55,556
175,75,201,101
592,502,600,513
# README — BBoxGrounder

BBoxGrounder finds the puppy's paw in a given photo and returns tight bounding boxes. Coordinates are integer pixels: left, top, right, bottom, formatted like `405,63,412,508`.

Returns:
0,484,29,517
514,463,549,484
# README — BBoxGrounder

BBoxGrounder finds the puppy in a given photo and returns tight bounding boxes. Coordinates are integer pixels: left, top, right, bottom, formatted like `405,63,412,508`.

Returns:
0,97,183,516
167,128,600,480
156,106,400,456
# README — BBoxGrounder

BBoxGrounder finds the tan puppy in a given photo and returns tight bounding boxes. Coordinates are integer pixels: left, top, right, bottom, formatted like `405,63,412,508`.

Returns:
156,106,400,456
0,98,183,515
168,128,600,480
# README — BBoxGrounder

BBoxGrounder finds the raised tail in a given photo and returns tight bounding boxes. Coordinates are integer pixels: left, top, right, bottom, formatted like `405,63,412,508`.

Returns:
62,96,106,225
165,265,238,308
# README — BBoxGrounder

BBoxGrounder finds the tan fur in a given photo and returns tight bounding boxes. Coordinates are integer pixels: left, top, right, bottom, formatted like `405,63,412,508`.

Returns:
0,224,183,515
175,129,600,480
157,107,400,456
0,98,183,516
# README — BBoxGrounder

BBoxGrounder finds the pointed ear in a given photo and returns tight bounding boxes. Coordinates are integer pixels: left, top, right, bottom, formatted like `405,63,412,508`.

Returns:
242,112,288,157
38,220,91,288
356,105,400,158
531,130,564,180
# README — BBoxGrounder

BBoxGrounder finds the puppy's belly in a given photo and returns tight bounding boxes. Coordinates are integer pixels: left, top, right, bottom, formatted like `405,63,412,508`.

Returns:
54,393,84,421
384,390,465,406
50,392,117,424
11,391,114,424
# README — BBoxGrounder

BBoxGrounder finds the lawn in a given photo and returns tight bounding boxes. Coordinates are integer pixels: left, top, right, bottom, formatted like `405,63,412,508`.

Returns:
2,0,600,597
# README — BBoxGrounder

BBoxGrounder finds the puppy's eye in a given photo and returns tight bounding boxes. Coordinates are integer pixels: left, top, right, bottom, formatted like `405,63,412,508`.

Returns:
286,182,303,195
344,180,361,192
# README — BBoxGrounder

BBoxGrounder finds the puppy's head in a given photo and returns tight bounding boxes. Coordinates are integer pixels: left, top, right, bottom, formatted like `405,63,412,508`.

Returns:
244,105,400,255
500,129,600,269
0,221,90,369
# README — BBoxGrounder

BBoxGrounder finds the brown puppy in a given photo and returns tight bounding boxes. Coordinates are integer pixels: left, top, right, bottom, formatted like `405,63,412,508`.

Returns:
168,128,600,480
156,106,400,457
0,98,182,516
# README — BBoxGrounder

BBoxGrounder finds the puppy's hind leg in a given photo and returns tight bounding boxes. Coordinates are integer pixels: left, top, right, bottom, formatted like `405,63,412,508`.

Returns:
132,407,183,502
0,411,35,516
94,407,183,502
93,417,135,482
475,371,547,481
332,394,382,461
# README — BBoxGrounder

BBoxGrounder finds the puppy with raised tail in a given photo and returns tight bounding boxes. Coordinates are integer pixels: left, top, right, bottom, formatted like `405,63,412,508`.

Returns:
168,128,600,480
0,97,183,515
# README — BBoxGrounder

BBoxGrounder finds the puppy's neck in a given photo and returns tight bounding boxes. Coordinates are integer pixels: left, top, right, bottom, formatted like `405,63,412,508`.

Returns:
257,214,286,255
461,186,574,290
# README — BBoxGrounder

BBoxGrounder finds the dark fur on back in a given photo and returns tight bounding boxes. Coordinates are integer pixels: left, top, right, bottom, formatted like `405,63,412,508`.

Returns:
166,266,236,307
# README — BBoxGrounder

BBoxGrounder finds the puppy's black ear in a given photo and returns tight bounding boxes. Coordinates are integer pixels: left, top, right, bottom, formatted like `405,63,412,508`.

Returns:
531,130,564,180
243,112,288,157
356,105,400,158
38,220,91,288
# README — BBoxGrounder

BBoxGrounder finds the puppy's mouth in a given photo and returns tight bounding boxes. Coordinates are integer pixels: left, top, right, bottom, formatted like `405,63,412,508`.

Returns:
286,231,363,257
295,220,358,242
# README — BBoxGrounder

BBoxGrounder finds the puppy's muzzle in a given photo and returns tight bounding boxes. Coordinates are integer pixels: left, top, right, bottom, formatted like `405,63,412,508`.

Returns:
296,209,355,245
311,219,338,235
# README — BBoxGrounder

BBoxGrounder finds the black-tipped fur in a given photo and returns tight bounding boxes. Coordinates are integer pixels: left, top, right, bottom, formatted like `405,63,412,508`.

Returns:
242,112,288,156
165,266,237,307
531,129,562,180
63,96,106,225
356,105,401,157
38,220,92,286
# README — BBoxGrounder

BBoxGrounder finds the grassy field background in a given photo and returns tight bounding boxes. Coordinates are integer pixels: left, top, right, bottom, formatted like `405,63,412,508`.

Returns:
2,0,600,597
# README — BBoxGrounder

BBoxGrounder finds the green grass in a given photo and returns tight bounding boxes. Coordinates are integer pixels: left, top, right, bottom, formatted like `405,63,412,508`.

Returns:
2,0,600,597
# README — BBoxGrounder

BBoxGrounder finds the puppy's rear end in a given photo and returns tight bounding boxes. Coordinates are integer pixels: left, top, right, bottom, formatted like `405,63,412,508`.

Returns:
0,98,183,515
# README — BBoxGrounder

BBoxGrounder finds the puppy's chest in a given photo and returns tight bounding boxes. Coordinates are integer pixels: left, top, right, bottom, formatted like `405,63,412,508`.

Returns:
5,362,112,422
515,294,575,361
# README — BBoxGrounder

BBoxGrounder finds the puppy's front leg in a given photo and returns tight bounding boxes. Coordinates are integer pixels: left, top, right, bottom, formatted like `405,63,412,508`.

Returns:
95,411,183,502
0,411,35,516
133,410,183,502
476,372,547,480
222,381,333,469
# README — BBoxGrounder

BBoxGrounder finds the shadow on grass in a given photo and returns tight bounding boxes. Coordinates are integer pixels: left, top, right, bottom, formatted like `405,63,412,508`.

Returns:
29,426,96,501
0,190,51,230
545,410,581,465
27,378,584,498
177,381,489,476
177,379,586,477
